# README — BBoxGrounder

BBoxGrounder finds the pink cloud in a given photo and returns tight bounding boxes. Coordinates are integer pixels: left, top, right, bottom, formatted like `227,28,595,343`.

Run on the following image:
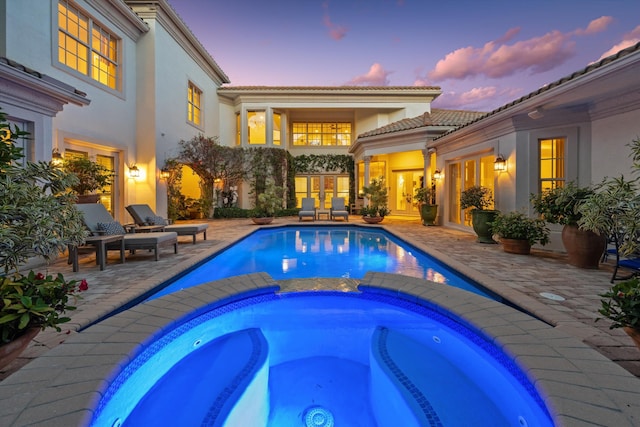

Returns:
432,86,522,111
596,25,640,61
427,28,575,82
346,63,392,86
322,2,348,40
575,16,613,35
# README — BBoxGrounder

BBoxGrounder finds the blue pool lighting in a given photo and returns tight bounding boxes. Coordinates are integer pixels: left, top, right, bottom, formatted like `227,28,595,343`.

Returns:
150,226,498,301
91,290,553,426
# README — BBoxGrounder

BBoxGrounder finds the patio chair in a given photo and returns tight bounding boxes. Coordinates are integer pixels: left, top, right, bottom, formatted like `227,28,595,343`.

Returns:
330,197,349,221
298,197,316,221
126,204,208,244
75,203,178,261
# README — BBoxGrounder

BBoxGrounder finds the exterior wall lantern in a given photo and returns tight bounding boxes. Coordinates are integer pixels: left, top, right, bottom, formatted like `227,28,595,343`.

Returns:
159,167,170,180
494,155,507,172
51,148,63,167
128,164,140,178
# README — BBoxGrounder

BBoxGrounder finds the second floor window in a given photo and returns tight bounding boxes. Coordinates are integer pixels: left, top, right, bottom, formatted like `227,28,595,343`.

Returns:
293,122,351,146
188,82,202,126
58,0,119,89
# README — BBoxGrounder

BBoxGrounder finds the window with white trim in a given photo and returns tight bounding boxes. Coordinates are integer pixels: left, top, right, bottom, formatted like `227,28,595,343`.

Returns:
539,138,565,191
293,122,351,146
188,82,202,126
57,0,119,89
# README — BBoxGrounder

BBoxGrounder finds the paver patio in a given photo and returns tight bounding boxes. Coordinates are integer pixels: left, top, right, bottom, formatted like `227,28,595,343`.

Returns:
1,214,638,383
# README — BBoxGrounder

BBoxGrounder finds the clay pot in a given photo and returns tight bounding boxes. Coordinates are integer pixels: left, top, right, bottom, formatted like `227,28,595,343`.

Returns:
0,327,39,370
561,224,607,269
501,238,532,255
363,216,384,224
251,217,274,225
623,327,640,351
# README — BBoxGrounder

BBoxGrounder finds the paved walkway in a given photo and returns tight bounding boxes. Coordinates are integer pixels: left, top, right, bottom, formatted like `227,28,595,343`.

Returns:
1,215,638,382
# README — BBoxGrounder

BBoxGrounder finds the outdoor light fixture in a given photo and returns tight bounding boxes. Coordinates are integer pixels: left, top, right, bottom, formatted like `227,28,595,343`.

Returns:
527,108,544,120
51,148,63,167
494,154,507,172
159,167,170,180
433,169,443,180
128,164,140,178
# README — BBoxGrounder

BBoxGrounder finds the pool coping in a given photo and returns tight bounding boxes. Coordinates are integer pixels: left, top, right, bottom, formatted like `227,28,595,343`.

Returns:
0,272,638,426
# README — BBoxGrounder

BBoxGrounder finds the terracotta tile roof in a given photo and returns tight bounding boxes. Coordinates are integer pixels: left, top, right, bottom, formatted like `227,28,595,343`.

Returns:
435,40,640,139
357,109,487,138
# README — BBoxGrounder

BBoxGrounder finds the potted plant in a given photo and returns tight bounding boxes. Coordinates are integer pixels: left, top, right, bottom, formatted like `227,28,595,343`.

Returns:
598,278,640,350
460,185,498,243
414,186,437,226
578,138,640,260
0,109,89,368
251,178,284,224
63,156,113,203
489,211,550,254
530,182,606,269
361,177,391,223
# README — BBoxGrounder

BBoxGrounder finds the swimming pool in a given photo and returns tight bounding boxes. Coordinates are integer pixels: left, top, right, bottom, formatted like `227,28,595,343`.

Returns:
151,226,498,301
91,289,553,427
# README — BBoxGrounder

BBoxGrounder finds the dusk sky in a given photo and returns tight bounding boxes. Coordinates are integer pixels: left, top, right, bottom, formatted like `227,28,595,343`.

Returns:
167,0,640,112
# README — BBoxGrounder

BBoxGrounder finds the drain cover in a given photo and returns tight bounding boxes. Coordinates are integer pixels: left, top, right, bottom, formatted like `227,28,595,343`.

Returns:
304,406,335,427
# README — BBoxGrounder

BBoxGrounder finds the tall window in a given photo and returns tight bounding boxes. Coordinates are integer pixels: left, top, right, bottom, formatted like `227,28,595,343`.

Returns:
188,82,202,126
273,112,281,146
58,0,118,89
539,138,565,191
248,111,266,144
293,122,351,146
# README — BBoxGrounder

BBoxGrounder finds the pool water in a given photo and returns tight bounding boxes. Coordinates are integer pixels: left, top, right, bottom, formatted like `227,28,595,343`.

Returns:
92,291,553,427
152,226,497,301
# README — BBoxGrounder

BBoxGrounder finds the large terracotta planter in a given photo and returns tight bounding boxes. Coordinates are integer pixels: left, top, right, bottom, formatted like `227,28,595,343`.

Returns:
623,327,640,351
500,238,532,255
75,194,100,204
419,204,438,226
0,327,39,370
362,216,384,224
561,224,607,269
251,217,274,225
471,209,499,244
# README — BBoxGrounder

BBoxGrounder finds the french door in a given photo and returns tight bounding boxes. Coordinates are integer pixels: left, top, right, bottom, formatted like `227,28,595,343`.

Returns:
448,155,495,226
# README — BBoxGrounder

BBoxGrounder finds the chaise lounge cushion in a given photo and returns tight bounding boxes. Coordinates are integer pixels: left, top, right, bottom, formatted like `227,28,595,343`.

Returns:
75,203,178,261
126,204,208,244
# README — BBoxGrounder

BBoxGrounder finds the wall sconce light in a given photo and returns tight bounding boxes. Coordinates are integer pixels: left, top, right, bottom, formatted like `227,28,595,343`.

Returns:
51,148,63,167
433,169,443,180
128,164,140,178
527,108,544,120
494,155,507,172
159,167,170,180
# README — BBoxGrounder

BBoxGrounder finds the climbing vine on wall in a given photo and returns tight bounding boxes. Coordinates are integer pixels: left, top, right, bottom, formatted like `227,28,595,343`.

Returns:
293,154,355,204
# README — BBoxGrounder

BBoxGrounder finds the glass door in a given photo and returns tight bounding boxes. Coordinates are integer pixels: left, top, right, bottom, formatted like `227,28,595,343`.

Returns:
448,154,495,226
393,170,423,215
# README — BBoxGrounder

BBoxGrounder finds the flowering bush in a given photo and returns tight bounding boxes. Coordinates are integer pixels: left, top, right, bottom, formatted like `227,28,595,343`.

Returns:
598,278,640,330
0,271,88,343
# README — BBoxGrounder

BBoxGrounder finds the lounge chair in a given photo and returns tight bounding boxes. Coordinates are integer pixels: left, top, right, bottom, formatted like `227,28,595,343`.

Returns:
126,204,208,244
75,203,178,261
298,198,316,221
330,197,349,221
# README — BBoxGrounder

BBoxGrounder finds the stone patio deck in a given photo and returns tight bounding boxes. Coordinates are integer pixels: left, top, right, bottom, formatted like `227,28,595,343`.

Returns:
0,215,638,425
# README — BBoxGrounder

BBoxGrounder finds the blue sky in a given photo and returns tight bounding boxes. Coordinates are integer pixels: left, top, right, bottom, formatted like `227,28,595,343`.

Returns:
167,0,640,111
